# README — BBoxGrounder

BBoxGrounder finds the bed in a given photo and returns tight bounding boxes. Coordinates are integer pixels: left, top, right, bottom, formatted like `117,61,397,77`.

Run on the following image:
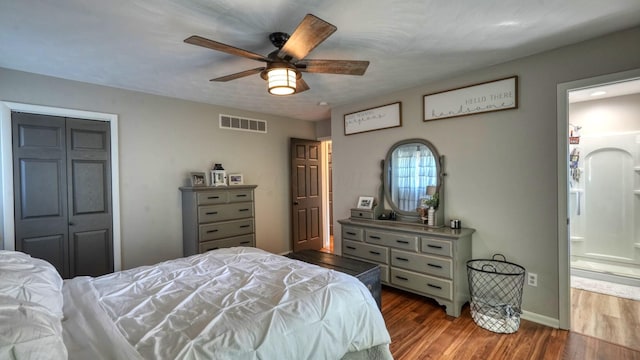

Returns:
0,247,392,360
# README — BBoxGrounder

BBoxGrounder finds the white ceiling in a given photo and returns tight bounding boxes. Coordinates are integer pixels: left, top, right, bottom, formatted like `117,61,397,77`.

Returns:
2,1,640,121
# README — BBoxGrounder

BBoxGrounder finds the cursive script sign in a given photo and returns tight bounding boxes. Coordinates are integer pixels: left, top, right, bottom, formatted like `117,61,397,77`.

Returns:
344,102,402,135
424,76,518,121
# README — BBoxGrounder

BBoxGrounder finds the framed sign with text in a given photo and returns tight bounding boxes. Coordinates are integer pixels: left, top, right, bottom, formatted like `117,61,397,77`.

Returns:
424,76,518,121
344,102,402,135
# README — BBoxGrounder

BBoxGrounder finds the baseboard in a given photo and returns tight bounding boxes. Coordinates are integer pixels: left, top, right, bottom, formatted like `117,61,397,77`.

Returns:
521,310,560,328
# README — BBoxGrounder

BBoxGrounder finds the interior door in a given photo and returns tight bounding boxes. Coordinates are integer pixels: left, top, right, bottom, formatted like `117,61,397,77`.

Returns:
66,118,113,277
12,112,113,278
12,113,69,276
290,138,323,251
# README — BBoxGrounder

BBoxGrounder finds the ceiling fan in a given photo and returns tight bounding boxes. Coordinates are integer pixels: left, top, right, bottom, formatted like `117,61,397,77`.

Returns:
184,14,369,96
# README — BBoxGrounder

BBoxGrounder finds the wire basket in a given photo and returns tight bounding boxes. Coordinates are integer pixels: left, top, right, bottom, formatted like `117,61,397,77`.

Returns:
466,254,526,334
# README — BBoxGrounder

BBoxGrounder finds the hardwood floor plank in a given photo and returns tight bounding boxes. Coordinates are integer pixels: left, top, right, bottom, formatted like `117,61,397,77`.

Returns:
381,286,640,359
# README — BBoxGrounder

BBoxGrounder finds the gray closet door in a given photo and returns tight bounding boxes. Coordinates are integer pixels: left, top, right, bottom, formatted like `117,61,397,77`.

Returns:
12,112,113,278
66,118,113,277
12,113,69,276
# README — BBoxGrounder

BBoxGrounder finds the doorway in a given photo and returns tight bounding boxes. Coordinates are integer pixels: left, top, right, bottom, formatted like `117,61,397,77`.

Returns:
321,140,333,253
0,101,122,271
557,69,640,343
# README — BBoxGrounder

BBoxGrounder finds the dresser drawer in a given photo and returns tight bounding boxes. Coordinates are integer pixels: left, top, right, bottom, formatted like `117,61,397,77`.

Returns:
350,209,375,220
198,203,254,223
342,226,364,241
228,189,253,203
343,240,389,264
199,234,254,252
391,249,452,279
199,218,254,241
421,237,453,257
366,230,418,252
197,191,228,205
390,268,453,300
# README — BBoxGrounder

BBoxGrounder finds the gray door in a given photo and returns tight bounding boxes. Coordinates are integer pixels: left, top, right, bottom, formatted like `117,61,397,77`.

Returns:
290,138,323,252
12,112,113,278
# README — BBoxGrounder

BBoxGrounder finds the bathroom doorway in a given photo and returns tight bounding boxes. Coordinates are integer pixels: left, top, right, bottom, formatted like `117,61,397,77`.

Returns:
558,69,640,349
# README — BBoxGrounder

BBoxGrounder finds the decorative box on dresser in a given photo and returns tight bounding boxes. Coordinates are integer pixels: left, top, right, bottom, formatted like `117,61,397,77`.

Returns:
338,218,474,317
180,185,257,256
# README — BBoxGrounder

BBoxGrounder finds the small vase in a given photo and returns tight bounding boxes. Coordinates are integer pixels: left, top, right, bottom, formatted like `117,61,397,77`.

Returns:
427,207,435,226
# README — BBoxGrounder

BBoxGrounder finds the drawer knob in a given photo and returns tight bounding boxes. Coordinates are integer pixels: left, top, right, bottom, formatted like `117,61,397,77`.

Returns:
236,194,247,198
240,225,250,228
369,235,381,240
206,211,218,215
369,250,381,255
239,208,250,212
428,263,443,269
396,240,409,244
346,231,356,236
346,246,356,250
427,283,442,290
427,244,442,249
207,229,219,233
395,257,409,262
395,275,409,281
208,196,220,199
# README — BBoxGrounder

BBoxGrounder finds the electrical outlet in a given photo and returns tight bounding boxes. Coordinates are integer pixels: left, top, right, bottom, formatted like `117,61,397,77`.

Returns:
527,272,538,287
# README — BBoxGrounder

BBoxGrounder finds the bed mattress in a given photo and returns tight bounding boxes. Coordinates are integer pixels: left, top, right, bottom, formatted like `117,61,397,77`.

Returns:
62,247,392,359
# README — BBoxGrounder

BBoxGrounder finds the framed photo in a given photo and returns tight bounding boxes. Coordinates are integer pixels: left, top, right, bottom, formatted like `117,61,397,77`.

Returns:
424,76,518,121
344,102,402,135
228,173,244,185
189,172,206,187
356,196,374,210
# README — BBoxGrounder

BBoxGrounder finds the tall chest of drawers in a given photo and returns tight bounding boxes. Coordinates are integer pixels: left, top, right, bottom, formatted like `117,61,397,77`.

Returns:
338,218,474,317
180,185,257,256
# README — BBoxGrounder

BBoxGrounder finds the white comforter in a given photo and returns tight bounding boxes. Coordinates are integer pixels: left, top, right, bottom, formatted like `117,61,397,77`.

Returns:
62,247,392,359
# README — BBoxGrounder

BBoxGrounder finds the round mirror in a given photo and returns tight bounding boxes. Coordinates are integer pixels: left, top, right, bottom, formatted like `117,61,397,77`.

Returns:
383,138,443,220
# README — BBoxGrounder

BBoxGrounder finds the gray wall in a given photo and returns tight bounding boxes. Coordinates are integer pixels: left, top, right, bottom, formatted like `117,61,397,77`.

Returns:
570,93,640,135
331,26,640,321
0,68,315,268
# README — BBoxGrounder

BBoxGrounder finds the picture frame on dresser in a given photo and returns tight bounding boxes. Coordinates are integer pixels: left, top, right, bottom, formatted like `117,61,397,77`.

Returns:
228,173,244,185
356,196,374,210
189,172,206,186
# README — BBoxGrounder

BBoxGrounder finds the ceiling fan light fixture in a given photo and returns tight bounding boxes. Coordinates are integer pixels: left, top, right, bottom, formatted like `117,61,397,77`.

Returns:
267,67,297,95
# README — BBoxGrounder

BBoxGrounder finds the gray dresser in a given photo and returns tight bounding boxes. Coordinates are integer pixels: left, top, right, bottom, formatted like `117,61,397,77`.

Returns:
338,218,474,317
180,185,257,256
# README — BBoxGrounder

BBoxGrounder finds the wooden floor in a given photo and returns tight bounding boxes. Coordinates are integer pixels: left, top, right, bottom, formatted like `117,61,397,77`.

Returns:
381,286,640,359
571,287,640,351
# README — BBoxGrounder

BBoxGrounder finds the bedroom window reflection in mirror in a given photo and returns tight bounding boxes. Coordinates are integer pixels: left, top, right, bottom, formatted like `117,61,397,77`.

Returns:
390,144,438,211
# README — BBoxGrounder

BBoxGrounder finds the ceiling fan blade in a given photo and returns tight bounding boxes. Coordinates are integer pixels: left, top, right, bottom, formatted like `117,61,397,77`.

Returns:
296,59,369,75
278,14,337,61
210,67,265,82
296,78,310,93
185,35,270,63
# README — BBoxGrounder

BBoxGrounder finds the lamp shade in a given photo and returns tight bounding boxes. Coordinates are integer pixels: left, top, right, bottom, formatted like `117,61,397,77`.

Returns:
267,67,297,95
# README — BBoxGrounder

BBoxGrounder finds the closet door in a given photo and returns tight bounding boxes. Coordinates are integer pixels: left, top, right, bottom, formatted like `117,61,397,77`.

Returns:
12,113,69,276
12,112,113,278
66,118,113,277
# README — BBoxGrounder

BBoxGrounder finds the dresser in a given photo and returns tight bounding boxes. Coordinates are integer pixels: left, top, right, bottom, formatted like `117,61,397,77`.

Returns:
338,218,474,317
180,185,257,256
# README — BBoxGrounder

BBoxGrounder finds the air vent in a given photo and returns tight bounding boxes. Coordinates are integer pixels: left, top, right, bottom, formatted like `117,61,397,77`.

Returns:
219,114,267,133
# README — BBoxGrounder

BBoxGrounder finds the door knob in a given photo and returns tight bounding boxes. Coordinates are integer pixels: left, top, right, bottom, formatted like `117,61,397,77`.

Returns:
293,201,299,205
69,222,75,226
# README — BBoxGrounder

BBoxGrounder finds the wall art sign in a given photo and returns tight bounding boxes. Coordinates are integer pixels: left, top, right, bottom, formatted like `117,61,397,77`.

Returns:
344,102,402,135
423,76,518,121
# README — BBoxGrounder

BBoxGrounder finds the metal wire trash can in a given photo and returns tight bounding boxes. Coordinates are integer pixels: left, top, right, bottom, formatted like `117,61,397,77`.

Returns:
466,254,525,334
